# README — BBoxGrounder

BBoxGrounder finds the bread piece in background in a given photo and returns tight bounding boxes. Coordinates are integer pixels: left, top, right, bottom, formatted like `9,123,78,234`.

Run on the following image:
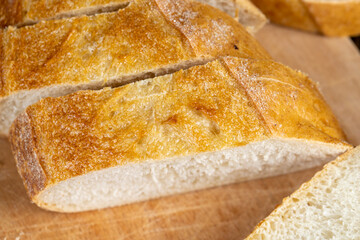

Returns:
197,0,267,33
0,0,267,33
246,146,360,239
251,0,360,36
10,57,351,212
0,0,271,136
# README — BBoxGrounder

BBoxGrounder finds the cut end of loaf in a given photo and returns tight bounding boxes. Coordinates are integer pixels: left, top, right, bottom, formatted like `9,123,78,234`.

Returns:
246,146,360,239
33,138,349,212
196,0,267,33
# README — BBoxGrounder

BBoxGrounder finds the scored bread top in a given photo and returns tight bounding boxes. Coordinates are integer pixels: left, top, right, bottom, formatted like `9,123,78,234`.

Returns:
10,57,350,199
0,0,267,32
0,0,270,98
1,0,130,27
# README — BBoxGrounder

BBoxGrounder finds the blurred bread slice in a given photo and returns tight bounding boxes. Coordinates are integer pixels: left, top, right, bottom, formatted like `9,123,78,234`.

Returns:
250,0,360,36
198,0,267,33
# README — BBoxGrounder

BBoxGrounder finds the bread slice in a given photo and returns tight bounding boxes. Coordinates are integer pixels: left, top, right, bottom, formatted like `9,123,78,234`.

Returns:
246,146,360,239
304,0,360,36
197,0,267,33
250,0,360,36
10,57,351,212
0,0,267,33
250,0,318,33
0,0,271,137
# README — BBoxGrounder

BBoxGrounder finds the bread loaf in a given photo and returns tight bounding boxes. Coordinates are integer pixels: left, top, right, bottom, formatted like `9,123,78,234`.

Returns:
0,0,270,136
10,57,351,212
246,146,360,239
251,0,360,36
0,0,267,32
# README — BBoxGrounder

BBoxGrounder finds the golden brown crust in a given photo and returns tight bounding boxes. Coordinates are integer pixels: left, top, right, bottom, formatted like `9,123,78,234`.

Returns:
304,1,360,36
10,57,351,199
154,0,270,59
1,0,267,31
223,57,348,143
0,0,131,27
22,60,270,187
1,1,193,96
0,30,3,93
0,0,270,98
0,0,23,27
9,111,47,199
23,0,130,23
251,0,360,36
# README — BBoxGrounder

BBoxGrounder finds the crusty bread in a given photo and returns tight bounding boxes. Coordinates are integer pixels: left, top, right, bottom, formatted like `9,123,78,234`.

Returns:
0,0,271,136
251,0,360,36
246,146,360,239
0,0,267,33
10,57,351,212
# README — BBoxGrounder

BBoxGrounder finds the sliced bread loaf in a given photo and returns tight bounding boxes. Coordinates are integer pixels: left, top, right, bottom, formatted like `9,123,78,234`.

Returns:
251,0,360,36
0,0,270,136
246,146,360,239
10,57,351,212
0,0,267,32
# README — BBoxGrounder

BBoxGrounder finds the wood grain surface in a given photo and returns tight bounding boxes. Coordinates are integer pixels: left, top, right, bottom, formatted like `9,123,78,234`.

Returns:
1,24,360,240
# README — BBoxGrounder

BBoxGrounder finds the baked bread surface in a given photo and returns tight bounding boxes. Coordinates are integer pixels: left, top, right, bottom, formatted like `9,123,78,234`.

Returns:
0,0,267,32
1,0,269,97
0,0,270,136
10,57,350,205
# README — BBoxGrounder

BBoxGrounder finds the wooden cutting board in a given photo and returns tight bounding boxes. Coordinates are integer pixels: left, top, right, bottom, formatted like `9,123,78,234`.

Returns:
1,24,360,239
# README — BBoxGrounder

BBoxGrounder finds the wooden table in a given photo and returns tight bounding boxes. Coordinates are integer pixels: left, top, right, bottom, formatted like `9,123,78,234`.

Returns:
1,24,360,239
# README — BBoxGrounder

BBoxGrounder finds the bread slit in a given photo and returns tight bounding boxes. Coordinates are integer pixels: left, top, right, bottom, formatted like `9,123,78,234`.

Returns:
16,2,131,28
1,0,267,34
0,58,214,136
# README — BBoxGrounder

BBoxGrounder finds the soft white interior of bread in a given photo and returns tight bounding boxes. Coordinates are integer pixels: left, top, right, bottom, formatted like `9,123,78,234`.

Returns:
36,138,348,212
247,147,360,239
0,58,211,136
197,0,267,33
